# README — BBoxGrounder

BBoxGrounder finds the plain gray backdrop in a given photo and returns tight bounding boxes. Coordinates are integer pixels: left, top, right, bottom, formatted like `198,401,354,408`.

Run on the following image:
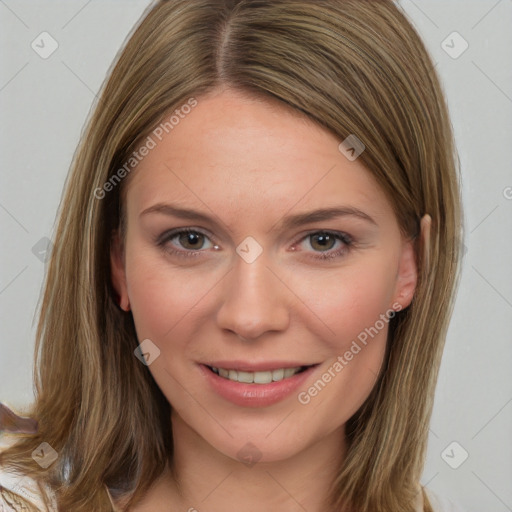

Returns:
1,1,511,511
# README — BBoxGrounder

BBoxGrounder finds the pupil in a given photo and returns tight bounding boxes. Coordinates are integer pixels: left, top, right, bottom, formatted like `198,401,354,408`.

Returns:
312,233,334,251
180,232,203,249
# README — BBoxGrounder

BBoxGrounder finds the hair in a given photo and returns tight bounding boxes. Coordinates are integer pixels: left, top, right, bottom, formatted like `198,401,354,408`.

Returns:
0,1,463,511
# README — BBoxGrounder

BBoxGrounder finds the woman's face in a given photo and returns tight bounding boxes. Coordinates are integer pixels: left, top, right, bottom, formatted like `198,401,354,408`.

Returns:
111,88,417,463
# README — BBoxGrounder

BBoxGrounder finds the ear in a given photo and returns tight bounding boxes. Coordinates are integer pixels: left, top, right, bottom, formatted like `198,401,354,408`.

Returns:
394,214,432,309
392,240,417,310
110,231,130,311
391,214,431,310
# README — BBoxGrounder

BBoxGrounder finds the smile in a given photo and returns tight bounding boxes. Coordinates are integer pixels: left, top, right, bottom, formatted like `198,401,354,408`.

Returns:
208,366,307,384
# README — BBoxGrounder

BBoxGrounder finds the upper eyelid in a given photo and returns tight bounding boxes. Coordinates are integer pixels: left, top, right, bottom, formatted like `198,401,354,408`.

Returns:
158,227,214,242
294,231,352,250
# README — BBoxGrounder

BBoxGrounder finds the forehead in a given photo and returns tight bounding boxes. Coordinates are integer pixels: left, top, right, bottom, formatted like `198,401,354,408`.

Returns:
124,90,393,226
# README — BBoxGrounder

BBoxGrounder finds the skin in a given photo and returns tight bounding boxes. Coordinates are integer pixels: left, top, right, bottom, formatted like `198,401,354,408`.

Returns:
111,87,419,511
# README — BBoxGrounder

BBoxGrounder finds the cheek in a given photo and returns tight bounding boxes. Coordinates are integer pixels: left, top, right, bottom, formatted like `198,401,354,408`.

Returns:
290,255,398,351
289,256,397,416
124,249,213,343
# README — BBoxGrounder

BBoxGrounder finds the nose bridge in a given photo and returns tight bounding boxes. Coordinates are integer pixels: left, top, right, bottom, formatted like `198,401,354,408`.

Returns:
216,252,290,339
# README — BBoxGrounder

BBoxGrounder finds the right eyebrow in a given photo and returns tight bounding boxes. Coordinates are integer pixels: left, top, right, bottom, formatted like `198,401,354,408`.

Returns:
140,203,217,224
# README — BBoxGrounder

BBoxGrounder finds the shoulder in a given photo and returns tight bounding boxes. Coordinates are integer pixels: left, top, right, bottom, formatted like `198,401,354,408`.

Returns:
0,435,58,511
424,487,467,512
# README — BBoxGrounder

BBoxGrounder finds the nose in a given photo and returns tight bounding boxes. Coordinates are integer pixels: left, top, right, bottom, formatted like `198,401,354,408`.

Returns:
215,253,290,341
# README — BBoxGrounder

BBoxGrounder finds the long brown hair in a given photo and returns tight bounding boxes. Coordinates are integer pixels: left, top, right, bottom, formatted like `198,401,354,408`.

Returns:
0,1,463,510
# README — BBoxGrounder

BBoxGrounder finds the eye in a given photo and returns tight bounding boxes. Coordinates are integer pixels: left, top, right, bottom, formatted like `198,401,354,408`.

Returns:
309,232,337,251
294,230,353,260
175,230,208,250
157,228,216,257
156,228,353,261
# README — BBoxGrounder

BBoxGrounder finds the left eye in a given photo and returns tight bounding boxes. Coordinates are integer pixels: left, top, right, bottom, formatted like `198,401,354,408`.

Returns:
308,232,339,251
295,231,352,258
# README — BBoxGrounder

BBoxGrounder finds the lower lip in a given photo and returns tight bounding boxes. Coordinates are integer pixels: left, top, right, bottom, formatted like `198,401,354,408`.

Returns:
199,364,318,407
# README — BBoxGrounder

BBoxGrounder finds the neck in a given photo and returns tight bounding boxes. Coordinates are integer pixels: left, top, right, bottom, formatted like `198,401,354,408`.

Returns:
167,411,347,512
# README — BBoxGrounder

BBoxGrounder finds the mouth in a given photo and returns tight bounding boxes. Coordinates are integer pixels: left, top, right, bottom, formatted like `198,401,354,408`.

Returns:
200,362,319,407
207,365,311,384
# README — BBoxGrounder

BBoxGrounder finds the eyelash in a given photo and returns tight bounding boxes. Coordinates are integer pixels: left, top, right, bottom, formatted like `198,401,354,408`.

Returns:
156,228,354,261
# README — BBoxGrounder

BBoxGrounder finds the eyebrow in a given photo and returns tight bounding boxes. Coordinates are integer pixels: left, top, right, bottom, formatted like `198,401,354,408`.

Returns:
139,203,377,231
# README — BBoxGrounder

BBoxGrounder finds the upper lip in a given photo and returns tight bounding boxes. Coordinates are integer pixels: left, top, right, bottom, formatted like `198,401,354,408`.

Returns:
203,361,318,372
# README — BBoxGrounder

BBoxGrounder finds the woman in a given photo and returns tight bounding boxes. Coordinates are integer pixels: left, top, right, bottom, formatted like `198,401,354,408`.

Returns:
0,0,463,510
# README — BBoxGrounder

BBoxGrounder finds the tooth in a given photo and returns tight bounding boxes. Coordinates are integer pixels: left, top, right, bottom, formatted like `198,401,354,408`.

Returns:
254,371,273,384
237,371,254,383
284,367,298,378
272,368,284,381
213,366,305,383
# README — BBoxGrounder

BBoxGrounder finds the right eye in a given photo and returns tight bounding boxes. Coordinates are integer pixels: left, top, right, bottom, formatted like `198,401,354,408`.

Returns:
157,228,217,258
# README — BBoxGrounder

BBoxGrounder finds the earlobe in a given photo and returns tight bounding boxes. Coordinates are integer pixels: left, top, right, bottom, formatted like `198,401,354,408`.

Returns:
110,232,130,311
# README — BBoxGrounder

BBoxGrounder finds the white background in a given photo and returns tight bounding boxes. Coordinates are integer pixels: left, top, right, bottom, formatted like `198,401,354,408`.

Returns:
0,1,511,511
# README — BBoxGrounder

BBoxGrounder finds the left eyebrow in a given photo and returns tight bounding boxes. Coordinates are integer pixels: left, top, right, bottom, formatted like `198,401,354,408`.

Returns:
273,206,378,233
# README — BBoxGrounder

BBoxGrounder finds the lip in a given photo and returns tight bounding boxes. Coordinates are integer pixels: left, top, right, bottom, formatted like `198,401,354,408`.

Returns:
199,362,319,407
